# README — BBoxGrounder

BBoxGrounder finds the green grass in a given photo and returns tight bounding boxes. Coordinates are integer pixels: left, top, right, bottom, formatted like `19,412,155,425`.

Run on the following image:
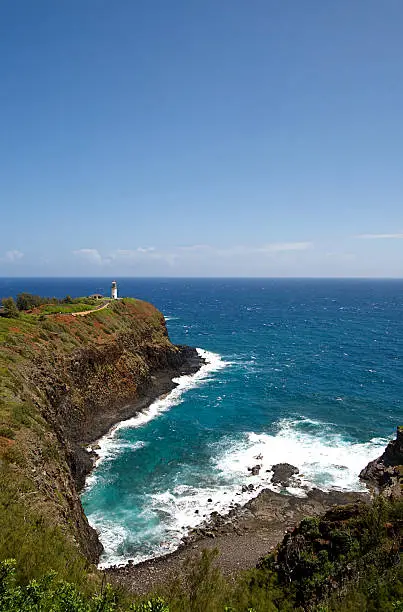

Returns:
7,299,399,610
39,303,97,314
0,499,402,611
0,296,176,592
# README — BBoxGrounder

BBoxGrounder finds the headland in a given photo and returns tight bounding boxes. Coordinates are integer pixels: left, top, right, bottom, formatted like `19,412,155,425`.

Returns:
0,295,204,576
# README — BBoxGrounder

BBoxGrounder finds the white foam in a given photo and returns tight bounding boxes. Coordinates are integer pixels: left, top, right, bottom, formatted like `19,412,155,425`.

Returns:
216,418,389,493
91,516,131,568
84,441,146,489
97,481,259,568
93,416,390,568
84,348,228,488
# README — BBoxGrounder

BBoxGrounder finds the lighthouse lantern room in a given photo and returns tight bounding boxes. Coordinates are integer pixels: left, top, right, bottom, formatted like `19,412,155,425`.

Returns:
111,281,118,299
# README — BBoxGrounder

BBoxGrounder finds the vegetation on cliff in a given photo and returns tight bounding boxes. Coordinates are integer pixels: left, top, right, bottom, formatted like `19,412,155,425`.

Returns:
0,294,401,610
0,497,402,610
1,292,107,315
0,297,196,587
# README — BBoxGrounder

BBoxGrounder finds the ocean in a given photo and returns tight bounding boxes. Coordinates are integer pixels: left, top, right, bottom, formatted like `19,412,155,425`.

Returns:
1,278,402,567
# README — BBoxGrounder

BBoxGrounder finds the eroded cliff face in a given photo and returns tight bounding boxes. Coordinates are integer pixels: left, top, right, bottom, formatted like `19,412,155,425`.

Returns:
360,426,403,498
0,299,202,566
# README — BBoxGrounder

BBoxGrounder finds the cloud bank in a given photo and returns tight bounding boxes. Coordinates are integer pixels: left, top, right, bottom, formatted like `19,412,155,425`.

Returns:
0,250,24,263
355,233,403,240
72,241,314,269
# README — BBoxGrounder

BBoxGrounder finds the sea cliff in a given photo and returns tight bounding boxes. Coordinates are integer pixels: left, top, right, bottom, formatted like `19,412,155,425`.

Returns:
360,425,403,497
0,298,202,578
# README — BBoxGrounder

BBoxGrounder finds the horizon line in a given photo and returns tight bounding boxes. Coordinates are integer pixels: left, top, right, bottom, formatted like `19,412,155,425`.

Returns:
0,276,402,281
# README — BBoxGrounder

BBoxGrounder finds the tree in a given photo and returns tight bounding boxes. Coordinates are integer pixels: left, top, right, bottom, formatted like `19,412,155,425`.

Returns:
16,292,39,311
1,297,19,318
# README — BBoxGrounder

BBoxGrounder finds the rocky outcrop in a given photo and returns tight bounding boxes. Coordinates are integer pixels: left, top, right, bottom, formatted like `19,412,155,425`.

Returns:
180,487,369,547
0,299,203,566
258,498,402,609
360,426,403,498
43,342,201,491
271,463,299,487
248,464,261,476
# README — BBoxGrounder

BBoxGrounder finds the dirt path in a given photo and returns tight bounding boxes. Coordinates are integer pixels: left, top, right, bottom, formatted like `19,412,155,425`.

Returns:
71,301,110,317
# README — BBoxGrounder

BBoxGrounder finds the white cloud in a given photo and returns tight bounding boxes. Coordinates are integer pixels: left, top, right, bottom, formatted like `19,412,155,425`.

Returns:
73,248,104,264
136,246,156,253
178,242,313,256
1,250,24,263
355,233,403,240
71,241,313,270
112,248,177,266
178,244,211,252
114,248,157,258
257,241,313,253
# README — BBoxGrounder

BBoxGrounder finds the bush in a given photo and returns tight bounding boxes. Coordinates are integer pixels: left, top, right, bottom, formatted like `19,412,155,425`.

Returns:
299,517,321,539
0,466,89,586
130,598,170,611
1,298,19,319
0,560,118,611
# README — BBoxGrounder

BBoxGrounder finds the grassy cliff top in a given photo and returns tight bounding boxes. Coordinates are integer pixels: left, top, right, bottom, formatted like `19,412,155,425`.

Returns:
0,297,175,586
0,298,171,457
0,297,165,347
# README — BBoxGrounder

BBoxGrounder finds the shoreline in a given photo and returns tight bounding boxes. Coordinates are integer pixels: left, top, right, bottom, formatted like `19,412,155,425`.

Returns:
75,345,205,492
77,346,391,592
83,360,382,588
82,346,204,448
106,486,370,595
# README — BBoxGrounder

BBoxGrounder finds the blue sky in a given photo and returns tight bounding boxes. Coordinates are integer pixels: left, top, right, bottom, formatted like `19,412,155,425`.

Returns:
1,0,403,277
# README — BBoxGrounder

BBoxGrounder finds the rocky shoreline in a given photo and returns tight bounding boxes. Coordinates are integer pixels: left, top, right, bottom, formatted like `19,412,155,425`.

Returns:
106,485,370,595
105,463,371,594
105,427,402,594
360,425,403,497
76,345,205,491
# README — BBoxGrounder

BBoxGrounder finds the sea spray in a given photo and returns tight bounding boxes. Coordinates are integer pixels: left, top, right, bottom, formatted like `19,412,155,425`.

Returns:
81,279,402,569
83,348,229,490
87,414,387,568
215,418,389,494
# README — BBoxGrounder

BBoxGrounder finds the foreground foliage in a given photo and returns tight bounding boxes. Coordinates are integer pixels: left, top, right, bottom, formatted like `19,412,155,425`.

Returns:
0,295,174,583
0,294,401,610
0,499,401,611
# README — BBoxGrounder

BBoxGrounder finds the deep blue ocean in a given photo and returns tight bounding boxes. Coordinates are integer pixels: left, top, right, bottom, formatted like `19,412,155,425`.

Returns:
1,278,402,566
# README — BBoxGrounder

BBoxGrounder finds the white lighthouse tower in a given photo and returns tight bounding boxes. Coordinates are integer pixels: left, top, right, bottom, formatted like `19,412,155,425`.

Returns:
111,280,118,300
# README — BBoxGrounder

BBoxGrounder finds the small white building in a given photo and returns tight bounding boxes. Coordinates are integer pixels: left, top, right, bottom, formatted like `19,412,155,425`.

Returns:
111,281,118,299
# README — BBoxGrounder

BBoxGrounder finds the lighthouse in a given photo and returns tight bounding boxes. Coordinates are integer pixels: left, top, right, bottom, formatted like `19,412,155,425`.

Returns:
111,280,118,300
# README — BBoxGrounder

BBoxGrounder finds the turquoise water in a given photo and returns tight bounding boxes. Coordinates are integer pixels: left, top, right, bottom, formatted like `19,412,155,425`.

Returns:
1,278,402,566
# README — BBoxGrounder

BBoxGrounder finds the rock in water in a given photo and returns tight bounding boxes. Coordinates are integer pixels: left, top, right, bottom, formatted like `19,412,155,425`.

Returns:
271,463,299,487
247,464,261,476
360,426,403,498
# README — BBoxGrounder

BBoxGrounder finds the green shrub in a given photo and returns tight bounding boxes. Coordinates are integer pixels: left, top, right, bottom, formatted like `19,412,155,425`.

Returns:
130,597,170,611
299,516,321,539
0,426,15,439
1,298,19,319
0,560,117,611
0,467,89,587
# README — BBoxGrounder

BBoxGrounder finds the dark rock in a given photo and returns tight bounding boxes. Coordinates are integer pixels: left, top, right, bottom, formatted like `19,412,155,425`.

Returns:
271,463,299,487
248,464,261,476
360,426,403,498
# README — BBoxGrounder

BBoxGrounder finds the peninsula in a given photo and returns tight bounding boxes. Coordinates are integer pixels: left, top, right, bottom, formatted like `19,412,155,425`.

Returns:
0,296,202,575
0,294,401,611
